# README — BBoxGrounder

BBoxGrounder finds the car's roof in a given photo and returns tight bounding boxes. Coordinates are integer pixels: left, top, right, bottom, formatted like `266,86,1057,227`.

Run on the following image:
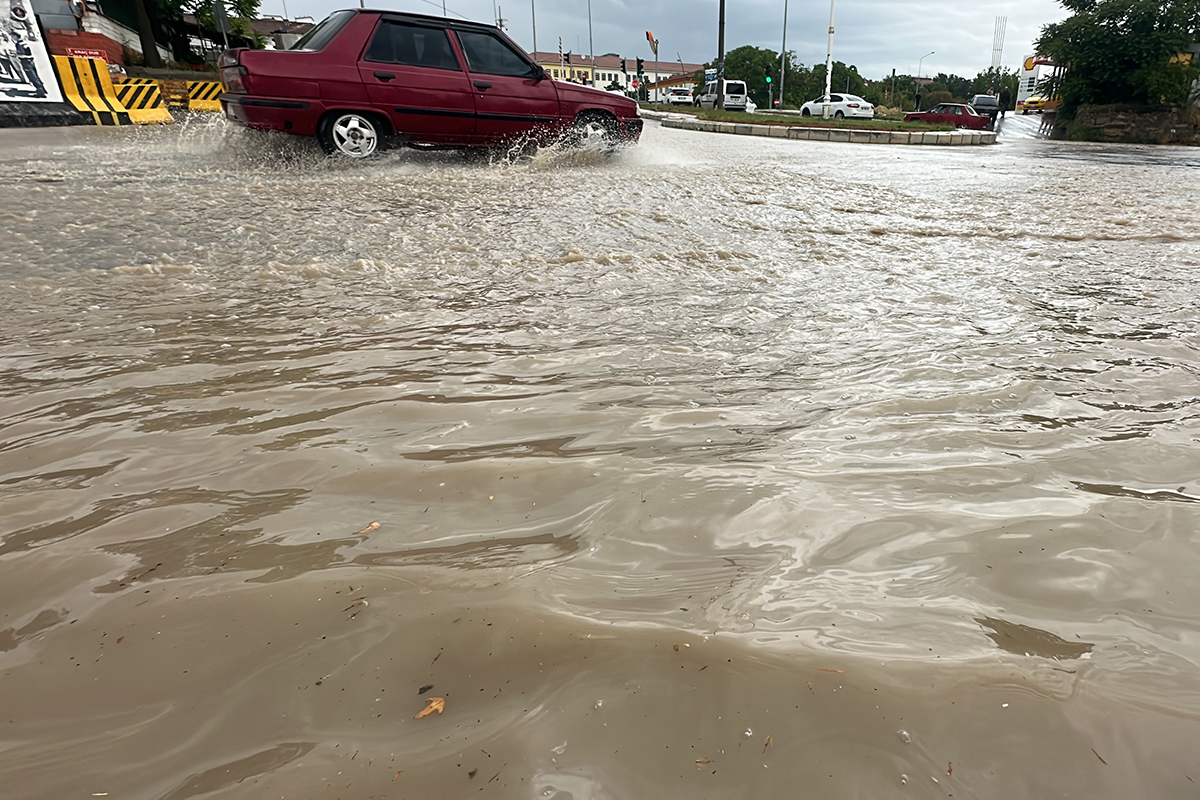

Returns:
352,8,502,33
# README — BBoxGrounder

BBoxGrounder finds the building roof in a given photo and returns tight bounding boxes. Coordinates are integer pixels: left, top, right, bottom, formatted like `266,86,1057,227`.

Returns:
530,51,704,76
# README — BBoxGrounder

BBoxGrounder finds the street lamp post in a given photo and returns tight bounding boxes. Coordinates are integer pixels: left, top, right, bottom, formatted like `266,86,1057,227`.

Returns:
821,0,835,118
917,50,933,110
530,0,537,60
587,0,595,86
777,0,788,108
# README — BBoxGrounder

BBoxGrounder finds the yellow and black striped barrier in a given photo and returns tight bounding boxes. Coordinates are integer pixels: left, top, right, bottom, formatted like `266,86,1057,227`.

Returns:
53,55,130,126
187,81,222,112
112,79,174,125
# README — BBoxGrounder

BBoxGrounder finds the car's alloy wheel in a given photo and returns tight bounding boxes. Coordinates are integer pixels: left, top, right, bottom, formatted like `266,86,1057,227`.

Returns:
322,113,380,158
570,112,619,150
835,110,845,119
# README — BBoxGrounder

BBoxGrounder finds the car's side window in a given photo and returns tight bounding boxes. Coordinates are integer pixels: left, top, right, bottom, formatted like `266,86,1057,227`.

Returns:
456,30,533,77
830,94,843,103
365,20,460,71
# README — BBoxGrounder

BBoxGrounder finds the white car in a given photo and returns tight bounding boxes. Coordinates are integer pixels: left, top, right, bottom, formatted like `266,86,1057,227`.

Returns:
696,79,749,111
799,93,874,120
665,87,693,105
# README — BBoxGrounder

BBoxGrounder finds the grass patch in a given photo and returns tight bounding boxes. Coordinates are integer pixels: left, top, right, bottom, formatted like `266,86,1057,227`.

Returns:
644,104,953,132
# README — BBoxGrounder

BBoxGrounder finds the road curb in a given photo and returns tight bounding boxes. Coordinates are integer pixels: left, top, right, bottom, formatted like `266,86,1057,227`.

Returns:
661,116,998,145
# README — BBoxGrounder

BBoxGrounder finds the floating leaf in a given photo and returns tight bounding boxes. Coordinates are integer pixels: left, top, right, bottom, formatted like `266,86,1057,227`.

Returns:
355,522,381,535
763,735,772,753
806,682,814,693
392,770,403,781
817,669,845,674
695,759,712,764
1091,748,1107,765
415,697,446,719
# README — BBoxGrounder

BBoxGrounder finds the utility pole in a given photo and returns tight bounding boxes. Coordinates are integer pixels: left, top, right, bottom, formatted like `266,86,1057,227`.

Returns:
716,0,725,110
778,0,788,108
822,0,835,118
587,0,595,86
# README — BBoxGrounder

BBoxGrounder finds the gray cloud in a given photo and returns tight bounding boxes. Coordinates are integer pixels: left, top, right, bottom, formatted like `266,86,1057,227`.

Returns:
274,0,1066,80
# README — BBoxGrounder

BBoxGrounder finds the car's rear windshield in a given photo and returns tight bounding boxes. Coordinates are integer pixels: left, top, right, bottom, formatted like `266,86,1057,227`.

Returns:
291,10,355,51
726,81,746,94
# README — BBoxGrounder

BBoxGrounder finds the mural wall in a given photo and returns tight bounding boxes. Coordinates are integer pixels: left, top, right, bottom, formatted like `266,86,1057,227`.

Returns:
2,0,63,103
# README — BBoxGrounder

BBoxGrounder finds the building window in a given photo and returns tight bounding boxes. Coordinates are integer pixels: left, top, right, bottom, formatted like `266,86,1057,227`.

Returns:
553,68,558,77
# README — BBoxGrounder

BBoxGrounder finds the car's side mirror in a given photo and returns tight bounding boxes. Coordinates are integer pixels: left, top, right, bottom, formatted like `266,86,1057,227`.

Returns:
531,65,548,81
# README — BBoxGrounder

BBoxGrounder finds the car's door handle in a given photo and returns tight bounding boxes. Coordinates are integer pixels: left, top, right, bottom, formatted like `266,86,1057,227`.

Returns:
474,81,492,90
374,71,396,81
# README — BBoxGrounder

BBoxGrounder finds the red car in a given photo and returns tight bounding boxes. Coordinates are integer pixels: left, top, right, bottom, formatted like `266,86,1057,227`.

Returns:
904,103,992,130
219,9,642,157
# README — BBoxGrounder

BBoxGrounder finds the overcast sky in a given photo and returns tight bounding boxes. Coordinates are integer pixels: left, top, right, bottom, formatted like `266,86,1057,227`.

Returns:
273,0,1068,80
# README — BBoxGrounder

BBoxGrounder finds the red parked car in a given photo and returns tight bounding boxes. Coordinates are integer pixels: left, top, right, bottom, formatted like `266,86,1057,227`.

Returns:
904,103,992,130
219,9,643,157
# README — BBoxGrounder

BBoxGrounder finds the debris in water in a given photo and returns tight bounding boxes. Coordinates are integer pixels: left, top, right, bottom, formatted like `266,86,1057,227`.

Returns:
817,669,845,674
415,697,445,718
897,730,912,744
418,684,434,695
806,682,814,693
696,759,713,764
947,762,953,777
1091,748,1107,765
468,768,477,778
763,735,772,753
392,770,403,781
354,521,381,535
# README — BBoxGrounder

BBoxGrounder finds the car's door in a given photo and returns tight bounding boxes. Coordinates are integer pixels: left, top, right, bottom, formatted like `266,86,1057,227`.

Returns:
357,17,476,142
452,28,560,143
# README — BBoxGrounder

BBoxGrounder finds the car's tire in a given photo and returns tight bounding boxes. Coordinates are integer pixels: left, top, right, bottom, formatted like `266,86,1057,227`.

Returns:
569,111,619,151
317,112,384,158
801,108,811,117
834,110,844,119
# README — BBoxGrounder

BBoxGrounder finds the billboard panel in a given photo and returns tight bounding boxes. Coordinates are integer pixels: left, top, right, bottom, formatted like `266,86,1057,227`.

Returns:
1,0,63,103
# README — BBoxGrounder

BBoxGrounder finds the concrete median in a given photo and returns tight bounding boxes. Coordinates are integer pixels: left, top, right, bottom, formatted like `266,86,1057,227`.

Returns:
659,116,998,146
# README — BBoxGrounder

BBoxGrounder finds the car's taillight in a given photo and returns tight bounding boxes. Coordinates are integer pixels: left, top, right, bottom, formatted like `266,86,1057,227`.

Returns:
221,65,247,94
847,103,860,108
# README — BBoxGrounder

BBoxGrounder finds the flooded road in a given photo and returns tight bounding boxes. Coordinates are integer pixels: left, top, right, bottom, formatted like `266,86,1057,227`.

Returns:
2,117,1200,799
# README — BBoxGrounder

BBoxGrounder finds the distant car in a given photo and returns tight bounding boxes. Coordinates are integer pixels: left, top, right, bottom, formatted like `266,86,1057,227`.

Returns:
666,87,693,105
904,103,991,130
799,93,874,119
219,9,642,157
1021,95,1048,114
969,94,1000,115
696,79,748,111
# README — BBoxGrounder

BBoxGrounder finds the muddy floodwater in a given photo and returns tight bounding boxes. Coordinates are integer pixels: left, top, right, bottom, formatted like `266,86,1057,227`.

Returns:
2,117,1200,800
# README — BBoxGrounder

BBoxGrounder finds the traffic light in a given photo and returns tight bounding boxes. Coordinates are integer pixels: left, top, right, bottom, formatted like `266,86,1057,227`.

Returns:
622,59,627,73
766,76,772,84
636,57,644,76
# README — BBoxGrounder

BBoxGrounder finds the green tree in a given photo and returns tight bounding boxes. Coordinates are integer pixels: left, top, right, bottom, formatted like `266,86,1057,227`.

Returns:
798,61,867,102
705,46,808,108
972,67,1020,103
1036,0,1200,116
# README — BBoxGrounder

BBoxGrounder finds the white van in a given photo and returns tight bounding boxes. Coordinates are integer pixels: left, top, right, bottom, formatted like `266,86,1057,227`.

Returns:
696,79,748,111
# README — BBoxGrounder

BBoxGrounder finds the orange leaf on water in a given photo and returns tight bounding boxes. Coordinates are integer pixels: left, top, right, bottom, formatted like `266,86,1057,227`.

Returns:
695,759,712,764
806,682,814,693
355,522,381,535
392,770,403,781
415,697,446,719
763,735,772,753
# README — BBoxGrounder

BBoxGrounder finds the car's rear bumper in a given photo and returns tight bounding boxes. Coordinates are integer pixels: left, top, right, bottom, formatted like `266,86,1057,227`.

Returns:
221,94,321,137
